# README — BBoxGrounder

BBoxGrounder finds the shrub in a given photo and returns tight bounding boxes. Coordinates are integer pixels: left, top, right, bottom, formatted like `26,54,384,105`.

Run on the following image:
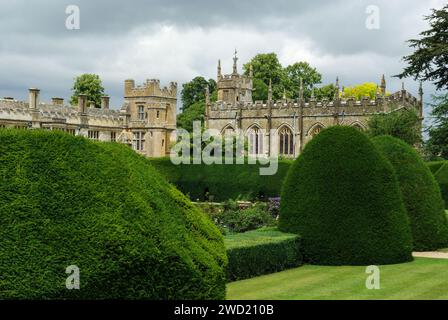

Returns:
200,201,276,234
373,136,448,250
279,126,413,265
222,204,276,233
0,130,226,299
149,158,292,201
225,227,302,281
435,163,448,209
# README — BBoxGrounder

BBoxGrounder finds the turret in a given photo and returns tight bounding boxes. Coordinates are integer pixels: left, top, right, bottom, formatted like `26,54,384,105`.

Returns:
232,49,238,75
334,76,340,100
205,85,210,105
418,81,424,118
380,74,386,96
299,78,304,104
268,79,273,103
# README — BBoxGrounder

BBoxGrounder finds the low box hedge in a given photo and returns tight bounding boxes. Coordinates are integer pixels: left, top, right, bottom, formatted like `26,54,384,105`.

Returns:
225,227,302,281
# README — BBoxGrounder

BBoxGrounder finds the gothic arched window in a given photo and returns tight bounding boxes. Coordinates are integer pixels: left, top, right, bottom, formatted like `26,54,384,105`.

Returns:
248,126,263,156
279,126,294,156
310,124,323,138
222,125,235,136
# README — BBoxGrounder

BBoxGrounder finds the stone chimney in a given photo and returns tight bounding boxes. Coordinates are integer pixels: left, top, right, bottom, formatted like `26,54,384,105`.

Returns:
52,97,64,106
78,94,87,113
29,88,40,109
101,96,110,110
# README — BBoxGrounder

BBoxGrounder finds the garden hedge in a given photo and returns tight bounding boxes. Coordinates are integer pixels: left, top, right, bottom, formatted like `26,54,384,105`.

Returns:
225,227,302,281
427,160,447,174
373,136,448,251
149,158,293,201
279,126,413,265
0,129,226,299
435,163,448,209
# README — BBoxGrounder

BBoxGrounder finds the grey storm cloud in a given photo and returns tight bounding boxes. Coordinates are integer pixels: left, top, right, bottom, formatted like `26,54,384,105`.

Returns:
0,0,445,116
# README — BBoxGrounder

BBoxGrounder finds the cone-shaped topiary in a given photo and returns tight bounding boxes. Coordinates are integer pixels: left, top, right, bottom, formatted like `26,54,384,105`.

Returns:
373,136,448,250
279,126,413,265
0,129,226,299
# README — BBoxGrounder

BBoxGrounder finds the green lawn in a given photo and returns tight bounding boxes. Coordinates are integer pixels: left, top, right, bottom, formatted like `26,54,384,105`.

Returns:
227,258,448,300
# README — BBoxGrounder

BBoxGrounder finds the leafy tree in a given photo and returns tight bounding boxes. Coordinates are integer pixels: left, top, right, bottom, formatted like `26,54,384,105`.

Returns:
181,77,216,111
252,78,268,101
426,93,448,159
284,62,322,100
343,82,379,100
70,74,105,107
367,108,421,146
243,53,286,100
177,101,206,132
396,4,448,90
313,84,337,101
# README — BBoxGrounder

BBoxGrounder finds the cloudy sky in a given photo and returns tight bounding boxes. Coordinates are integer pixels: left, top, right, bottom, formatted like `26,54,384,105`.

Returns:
0,0,444,118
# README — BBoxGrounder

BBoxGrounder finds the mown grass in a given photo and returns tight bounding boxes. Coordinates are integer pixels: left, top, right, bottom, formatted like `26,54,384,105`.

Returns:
227,258,448,300
224,227,297,250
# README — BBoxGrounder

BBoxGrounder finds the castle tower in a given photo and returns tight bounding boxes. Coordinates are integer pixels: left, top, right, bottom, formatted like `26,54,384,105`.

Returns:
216,51,253,104
123,78,177,157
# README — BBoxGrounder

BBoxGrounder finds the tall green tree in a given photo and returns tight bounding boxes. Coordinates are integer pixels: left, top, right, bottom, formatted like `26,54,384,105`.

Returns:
396,4,448,90
426,93,448,159
313,84,337,101
284,62,322,100
367,108,422,146
181,77,216,111
243,53,286,100
70,74,105,107
177,101,206,132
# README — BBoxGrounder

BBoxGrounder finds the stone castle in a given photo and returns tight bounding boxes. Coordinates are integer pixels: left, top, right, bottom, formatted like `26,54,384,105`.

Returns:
0,53,424,159
0,79,177,157
205,53,424,158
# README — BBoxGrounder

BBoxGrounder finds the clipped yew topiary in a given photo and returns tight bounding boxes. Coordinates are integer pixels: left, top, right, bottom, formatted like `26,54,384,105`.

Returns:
372,136,448,251
434,163,448,209
0,129,226,299
279,126,413,265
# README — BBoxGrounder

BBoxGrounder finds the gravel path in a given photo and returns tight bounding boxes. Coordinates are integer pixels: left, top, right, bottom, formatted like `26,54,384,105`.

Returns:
413,251,448,259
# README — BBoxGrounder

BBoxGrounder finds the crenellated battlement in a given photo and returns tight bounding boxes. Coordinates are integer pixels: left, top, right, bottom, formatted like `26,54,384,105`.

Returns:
210,88,419,112
124,79,177,99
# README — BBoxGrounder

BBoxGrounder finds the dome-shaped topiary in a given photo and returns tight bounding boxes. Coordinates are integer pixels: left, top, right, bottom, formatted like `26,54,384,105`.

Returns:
372,135,448,250
0,130,226,299
279,126,413,265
